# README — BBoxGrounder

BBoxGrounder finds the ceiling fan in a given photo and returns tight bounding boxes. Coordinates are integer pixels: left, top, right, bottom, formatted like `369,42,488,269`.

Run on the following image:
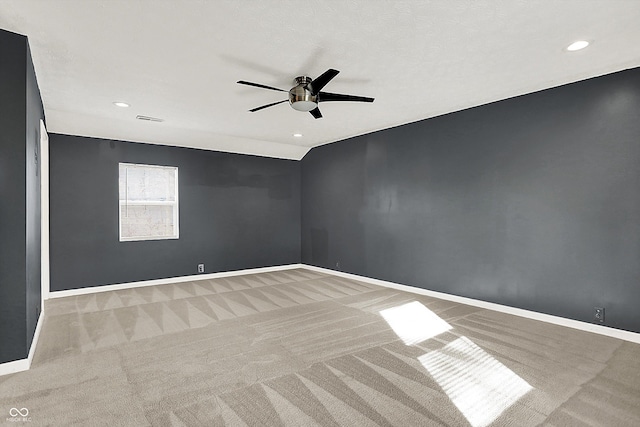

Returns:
237,69,374,119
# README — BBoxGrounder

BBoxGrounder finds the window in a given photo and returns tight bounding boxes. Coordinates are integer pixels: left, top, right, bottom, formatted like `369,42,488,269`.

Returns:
119,163,179,241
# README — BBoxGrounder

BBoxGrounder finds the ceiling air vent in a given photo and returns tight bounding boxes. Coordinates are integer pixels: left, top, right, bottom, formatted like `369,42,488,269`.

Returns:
136,115,164,122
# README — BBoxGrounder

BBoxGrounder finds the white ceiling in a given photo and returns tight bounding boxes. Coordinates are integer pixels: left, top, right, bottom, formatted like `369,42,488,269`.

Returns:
1,1,639,160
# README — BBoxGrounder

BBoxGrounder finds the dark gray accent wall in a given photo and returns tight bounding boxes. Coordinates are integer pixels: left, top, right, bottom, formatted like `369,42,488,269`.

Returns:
49,135,300,291
25,42,44,348
0,29,44,364
0,29,27,364
301,67,640,333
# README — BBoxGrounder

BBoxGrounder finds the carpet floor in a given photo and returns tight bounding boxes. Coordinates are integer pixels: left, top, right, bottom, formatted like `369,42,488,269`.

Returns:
1,268,639,426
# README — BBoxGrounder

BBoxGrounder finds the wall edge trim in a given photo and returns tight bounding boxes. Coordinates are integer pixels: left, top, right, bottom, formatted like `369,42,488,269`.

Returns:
27,310,44,366
302,265,640,344
0,311,44,377
0,359,29,377
48,264,305,299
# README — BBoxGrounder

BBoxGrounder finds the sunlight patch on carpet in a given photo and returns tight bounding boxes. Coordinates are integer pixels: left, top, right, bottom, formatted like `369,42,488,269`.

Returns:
380,301,452,345
419,336,532,427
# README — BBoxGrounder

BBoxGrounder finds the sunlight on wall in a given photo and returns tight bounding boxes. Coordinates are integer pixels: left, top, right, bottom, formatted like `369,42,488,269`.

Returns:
418,336,532,427
379,301,452,345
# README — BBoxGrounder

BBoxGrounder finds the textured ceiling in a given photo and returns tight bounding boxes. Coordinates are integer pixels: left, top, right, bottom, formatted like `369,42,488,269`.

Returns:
1,1,639,160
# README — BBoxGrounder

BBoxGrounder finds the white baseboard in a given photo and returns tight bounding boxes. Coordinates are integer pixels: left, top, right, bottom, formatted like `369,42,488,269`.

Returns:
303,265,640,345
46,262,640,344
4,265,305,376
0,358,29,377
6,263,638,377
0,311,44,377
48,264,305,299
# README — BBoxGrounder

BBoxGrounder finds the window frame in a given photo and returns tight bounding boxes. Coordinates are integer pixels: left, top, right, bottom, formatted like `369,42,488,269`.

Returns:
118,162,179,242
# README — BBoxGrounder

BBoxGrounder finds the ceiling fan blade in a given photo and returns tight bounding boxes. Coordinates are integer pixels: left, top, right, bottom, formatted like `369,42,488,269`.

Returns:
308,69,339,95
318,91,374,103
309,107,323,119
249,99,288,112
237,80,287,92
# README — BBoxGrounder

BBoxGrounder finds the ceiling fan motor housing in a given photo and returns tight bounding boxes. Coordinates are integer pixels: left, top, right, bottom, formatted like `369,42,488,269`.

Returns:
289,76,317,111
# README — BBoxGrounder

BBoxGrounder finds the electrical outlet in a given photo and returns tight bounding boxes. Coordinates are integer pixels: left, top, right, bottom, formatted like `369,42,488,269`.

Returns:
594,307,605,323
197,264,205,273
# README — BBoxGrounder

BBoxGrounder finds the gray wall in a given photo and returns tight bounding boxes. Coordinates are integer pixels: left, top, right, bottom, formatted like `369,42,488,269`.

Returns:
301,67,640,333
25,42,43,352
49,135,301,291
0,29,44,364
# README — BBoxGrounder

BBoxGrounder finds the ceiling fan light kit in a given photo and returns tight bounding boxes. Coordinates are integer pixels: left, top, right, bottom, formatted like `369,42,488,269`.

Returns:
238,69,374,119
289,77,317,112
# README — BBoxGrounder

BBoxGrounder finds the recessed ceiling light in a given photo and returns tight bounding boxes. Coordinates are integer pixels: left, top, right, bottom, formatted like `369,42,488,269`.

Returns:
113,101,130,108
293,133,303,138
566,40,589,51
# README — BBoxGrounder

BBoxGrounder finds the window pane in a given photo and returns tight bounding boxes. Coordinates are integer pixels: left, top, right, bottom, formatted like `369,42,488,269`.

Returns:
119,164,176,202
120,204,176,240
119,163,179,241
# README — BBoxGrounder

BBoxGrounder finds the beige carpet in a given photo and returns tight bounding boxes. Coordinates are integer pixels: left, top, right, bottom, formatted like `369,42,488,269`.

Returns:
1,268,639,426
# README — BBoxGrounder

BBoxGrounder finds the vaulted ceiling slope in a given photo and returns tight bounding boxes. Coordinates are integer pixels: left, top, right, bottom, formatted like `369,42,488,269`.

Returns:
1,1,639,160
